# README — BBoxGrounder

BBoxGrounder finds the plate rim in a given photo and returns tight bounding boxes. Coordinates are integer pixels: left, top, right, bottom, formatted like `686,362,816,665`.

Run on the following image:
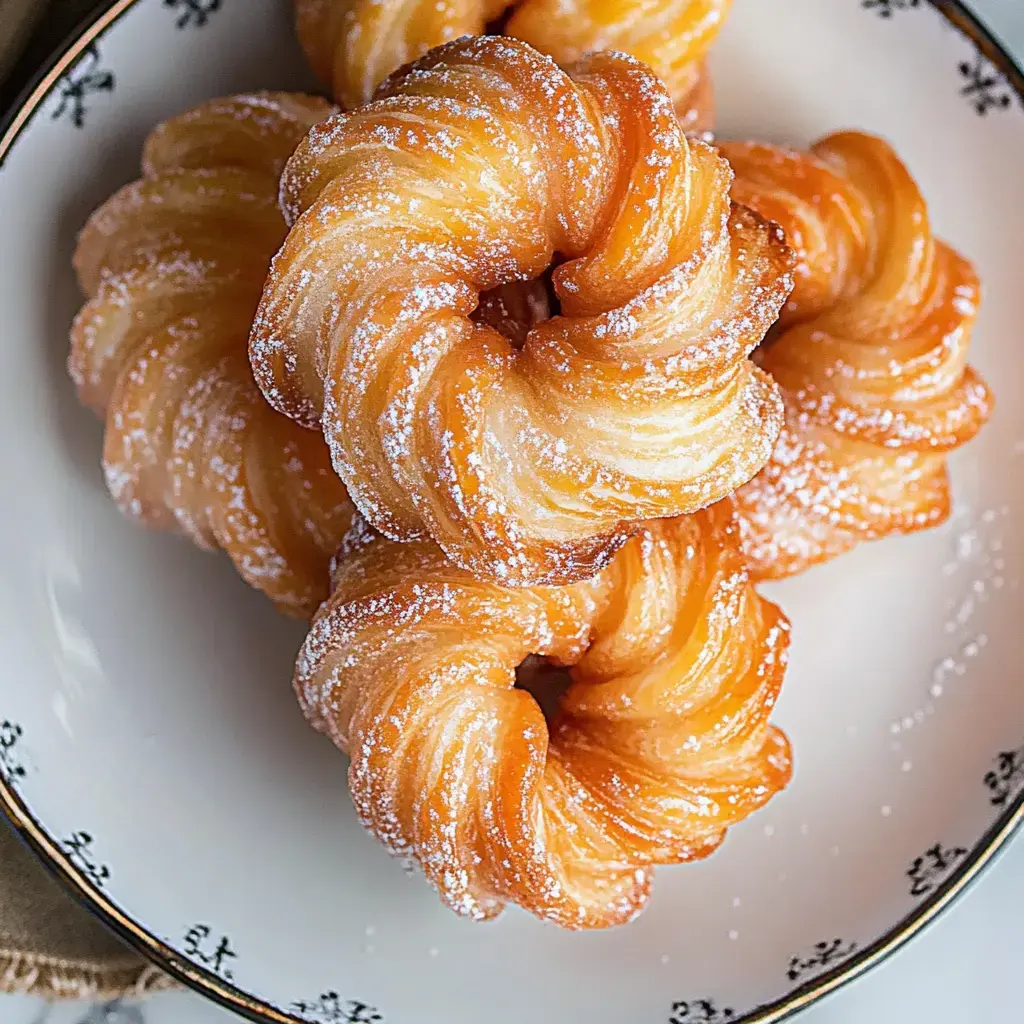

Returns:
1,1,1023,1022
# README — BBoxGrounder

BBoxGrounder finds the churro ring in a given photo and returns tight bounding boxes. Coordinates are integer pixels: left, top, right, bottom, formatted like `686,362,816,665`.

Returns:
296,502,792,928
722,132,994,580
70,93,355,616
295,0,730,129
250,37,793,586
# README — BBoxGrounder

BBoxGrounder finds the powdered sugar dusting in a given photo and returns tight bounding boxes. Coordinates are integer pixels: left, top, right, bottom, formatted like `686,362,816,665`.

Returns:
729,132,993,579
250,36,793,587
295,504,791,928
69,92,354,616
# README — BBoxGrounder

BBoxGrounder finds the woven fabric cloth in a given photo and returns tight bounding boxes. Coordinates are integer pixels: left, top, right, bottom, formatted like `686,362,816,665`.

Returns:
0,0,172,1000
0,824,170,1000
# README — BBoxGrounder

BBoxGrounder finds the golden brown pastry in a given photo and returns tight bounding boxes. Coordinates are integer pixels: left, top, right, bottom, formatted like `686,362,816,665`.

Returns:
296,502,792,928
507,0,728,131
295,0,731,129
721,132,994,580
250,37,794,587
70,93,356,616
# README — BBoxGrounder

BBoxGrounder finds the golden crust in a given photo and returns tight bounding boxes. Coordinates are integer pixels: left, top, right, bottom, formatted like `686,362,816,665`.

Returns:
295,0,729,126
296,502,791,928
721,132,994,580
250,38,793,586
507,0,728,130
69,93,356,616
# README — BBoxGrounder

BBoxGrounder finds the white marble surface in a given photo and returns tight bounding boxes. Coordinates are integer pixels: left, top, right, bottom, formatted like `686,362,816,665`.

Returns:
3,1,1024,1022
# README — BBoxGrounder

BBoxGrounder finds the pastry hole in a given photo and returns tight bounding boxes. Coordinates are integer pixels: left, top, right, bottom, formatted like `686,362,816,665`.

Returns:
514,653,573,724
472,271,559,349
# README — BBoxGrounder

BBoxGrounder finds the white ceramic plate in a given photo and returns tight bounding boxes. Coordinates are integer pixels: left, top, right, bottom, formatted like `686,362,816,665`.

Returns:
1,2,1023,1022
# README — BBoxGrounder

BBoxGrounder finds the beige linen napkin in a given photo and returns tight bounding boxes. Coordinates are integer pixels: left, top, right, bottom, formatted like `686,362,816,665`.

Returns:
0,824,170,1000
0,1,172,1000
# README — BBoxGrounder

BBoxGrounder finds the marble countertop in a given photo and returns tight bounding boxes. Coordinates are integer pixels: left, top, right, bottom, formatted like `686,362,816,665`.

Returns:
3,0,1024,1022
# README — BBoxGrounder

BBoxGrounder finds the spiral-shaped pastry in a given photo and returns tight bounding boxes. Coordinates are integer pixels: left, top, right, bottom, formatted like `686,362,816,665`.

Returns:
508,0,727,131
295,0,730,129
721,132,994,580
70,93,355,616
297,502,792,928
251,37,793,587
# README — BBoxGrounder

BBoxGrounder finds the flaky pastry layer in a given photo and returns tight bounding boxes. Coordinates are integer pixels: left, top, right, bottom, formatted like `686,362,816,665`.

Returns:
70,93,355,616
295,0,730,129
251,38,793,586
297,502,791,928
722,132,993,579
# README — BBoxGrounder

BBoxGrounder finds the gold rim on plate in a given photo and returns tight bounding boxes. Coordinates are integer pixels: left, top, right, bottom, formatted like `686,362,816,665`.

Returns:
0,2,1022,1021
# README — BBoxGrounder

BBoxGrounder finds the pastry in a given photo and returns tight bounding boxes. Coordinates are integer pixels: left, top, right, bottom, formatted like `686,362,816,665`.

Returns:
295,0,730,129
296,502,792,928
70,93,355,616
250,37,794,587
507,0,727,131
722,132,994,579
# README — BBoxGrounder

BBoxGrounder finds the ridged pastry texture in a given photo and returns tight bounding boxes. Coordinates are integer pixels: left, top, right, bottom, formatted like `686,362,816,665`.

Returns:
296,502,792,928
295,0,730,129
251,37,793,587
722,132,994,580
70,93,356,617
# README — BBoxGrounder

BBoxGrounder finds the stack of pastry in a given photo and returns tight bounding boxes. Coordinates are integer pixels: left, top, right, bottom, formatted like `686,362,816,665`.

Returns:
69,1,991,929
